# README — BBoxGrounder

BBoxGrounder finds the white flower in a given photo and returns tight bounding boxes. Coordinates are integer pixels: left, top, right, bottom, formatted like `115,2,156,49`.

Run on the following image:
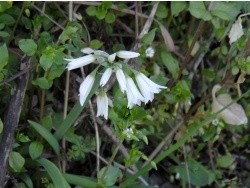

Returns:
65,54,96,70
96,90,108,119
145,46,155,58
135,73,167,103
228,17,244,44
116,51,140,59
212,118,219,126
81,47,94,54
100,67,113,86
115,67,127,93
79,72,95,106
108,53,116,63
126,76,145,109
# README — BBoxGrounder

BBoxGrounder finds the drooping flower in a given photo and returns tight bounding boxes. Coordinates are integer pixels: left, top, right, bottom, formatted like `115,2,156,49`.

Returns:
126,76,145,109
79,72,95,106
100,67,113,87
96,89,109,119
65,54,96,70
135,72,167,103
115,67,127,93
145,46,155,58
116,51,140,59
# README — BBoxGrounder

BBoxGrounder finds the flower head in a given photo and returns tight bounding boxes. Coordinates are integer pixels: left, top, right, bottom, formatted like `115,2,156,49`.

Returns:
100,67,113,87
135,73,167,103
123,128,133,139
116,51,140,59
126,76,145,109
145,46,155,58
96,89,109,119
115,67,127,93
65,54,96,70
79,72,95,106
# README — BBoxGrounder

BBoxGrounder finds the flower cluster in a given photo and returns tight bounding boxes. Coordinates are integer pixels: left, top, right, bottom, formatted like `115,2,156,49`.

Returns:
65,48,167,119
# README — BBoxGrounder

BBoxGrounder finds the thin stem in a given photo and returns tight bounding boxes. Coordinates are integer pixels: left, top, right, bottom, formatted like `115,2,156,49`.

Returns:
101,140,123,181
39,89,45,123
62,1,73,173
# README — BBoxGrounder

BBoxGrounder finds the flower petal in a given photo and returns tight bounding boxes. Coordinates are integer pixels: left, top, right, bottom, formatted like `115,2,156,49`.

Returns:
66,54,96,70
108,53,116,63
81,47,94,54
116,51,140,59
79,74,95,106
96,90,108,119
115,67,127,93
100,67,113,86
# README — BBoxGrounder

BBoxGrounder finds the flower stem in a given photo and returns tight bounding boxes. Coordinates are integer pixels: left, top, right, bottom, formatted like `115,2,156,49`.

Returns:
101,140,123,181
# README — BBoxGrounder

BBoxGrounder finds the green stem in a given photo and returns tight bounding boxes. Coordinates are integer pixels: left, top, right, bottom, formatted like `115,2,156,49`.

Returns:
39,89,45,123
100,140,123,181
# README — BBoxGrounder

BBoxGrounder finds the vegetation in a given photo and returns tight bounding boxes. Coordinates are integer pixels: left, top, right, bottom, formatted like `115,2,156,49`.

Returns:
0,1,250,187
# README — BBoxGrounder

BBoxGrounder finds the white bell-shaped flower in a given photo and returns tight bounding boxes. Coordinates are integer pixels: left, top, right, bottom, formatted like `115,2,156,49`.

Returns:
126,76,145,109
115,67,127,93
100,67,113,87
96,89,109,119
135,72,167,103
116,51,140,59
79,72,95,106
65,54,96,70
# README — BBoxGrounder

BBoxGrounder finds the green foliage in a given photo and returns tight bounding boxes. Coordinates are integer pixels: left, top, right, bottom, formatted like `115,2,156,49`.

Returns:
141,28,157,45
189,2,212,21
171,2,187,16
9,151,25,172
18,39,37,56
29,141,44,159
98,166,122,187
216,155,235,168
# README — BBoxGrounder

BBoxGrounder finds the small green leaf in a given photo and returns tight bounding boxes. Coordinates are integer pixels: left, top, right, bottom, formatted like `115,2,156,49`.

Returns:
177,158,215,186
211,2,241,21
90,39,103,49
86,6,96,16
216,155,235,168
18,39,37,56
189,2,212,21
0,2,12,12
29,141,44,159
171,1,187,16
105,12,116,23
232,66,239,75
0,13,15,25
28,120,60,157
156,3,168,19
32,77,53,89
40,46,55,71
98,166,122,187
36,158,70,188
18,173,33,188
0,118,3,134
161,49,179,79
0,43,8,71
0,31,9,37
141,28,157,44
9,152,25,172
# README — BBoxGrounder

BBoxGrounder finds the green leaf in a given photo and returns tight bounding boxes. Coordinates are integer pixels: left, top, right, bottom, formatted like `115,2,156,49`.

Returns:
216,155,235,168
36,158,70,188
0,43,8,71
40,46,55,71
18,173,33,188
141,28,157,44
98,166,122,187
129,106,148,121
90,39,103,49
28,120,60,157
161,49,179,79
32,77,53,89
156,3,168,19
9,151,25,172
105,12,116,23
177,158,215,186
171,1,187,16
86,6,96,16
0,2,12,12
0,118,3,134
18,39,37,56
211,2,241,21
0,13,15,25
189,2,212,21
29,141,44,159
0,31,9,37
62,173,97,188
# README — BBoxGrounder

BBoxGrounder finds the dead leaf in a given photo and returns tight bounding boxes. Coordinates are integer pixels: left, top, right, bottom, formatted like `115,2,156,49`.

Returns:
211,84,248,125
158,22,175,52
